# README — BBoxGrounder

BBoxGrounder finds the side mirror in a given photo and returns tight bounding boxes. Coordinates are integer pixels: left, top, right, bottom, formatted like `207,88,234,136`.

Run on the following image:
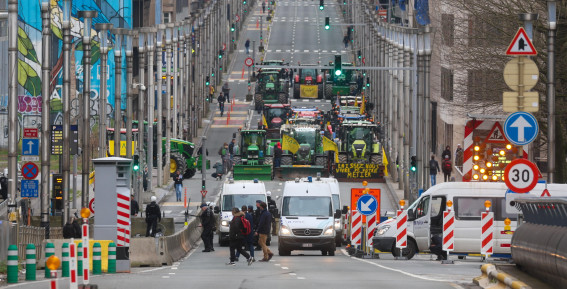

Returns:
342,205,349,215
213,206,220,214
407,209,415,221
334,209,341,219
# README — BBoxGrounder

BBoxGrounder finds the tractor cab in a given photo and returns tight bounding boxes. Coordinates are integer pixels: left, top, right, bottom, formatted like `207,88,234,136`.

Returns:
263,104,292,129
337,120,381,163
237,130,269,165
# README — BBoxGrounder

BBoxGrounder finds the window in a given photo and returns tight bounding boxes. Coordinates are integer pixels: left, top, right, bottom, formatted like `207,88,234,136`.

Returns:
222,194,265,212
441,14,454,47
468,14,504,47
467,69,503,102
282,196,332,217
454,197,516,221
163,12,172,23
415,196,430,219
441,67,454,101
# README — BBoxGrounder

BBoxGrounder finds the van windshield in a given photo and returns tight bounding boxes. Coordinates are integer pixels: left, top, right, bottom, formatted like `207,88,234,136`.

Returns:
282,196,332,217
332,195,340,214
222,194,265,211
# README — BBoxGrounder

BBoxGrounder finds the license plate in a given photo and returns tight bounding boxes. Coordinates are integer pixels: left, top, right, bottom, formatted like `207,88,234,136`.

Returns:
302,243,312,248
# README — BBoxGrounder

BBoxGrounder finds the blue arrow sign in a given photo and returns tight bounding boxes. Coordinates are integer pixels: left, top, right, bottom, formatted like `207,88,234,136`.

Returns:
22,138,39,156
357,195,378,216
21,180,39,198
504,112,538,146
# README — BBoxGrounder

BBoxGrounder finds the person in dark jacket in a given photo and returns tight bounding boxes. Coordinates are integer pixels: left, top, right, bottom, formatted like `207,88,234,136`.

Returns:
429,155,440,186
228,138,236,161
63,217,75,239
145,196,161,237
236,205,255,262
199,203,215,252
429,234,447,261
72,217,82,238
131,194,140,216
442,155,452,182
441,146,451,161
172,170,183,202
266,191,278,235
143,167,148,192
274,142,282,168
227,207,253,266
253,200,262,249
255,202,273,261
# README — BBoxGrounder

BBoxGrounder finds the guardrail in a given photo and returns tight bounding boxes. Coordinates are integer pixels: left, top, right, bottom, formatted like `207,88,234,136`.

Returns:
473,264,531,289
512,198,567,289
17,226,63,261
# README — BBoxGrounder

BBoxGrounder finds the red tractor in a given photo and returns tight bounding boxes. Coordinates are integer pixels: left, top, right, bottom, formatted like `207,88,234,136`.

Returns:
261,103,292,129
293,65,324,99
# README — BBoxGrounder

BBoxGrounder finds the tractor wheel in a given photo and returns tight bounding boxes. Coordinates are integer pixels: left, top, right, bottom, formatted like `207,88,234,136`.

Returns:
293,84,300,99
281,156,293,166
168,152,188,176
371,154,383,166
233,155,242,165
254,94,263,112
338,153,348,164
318,84,324,99
183,168,196,179
278,92,288,104
264,156,273,165
325,83,333,99
315,156,327,167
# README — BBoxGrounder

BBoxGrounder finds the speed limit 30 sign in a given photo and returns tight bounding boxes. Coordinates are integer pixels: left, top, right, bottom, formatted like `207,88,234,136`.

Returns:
504,159,539,193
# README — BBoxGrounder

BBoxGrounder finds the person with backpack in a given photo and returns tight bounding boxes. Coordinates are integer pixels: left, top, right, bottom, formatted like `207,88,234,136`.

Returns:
200,203,215,252
441,145,452,161
255,201,273,262
227,207,253,266
442,155,453,182
145,196,161,237
429,155,440,186
236,205,255,262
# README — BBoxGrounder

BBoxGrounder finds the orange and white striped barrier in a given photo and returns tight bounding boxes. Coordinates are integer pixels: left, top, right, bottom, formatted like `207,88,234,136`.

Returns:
366,212,377,248
442,210,455,251
241,65,245,79
481,201,494,258
350,211,362,246
343,212,348,243
395,205,407,249
69,241,78,289
116,192,131,247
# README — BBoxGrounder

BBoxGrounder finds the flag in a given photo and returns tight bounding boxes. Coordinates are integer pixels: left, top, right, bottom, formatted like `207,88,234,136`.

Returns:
415,0,431,25
382,146,389,176
360,94,366,115
322,136,339,163
282,134,300,154
262,114,268,128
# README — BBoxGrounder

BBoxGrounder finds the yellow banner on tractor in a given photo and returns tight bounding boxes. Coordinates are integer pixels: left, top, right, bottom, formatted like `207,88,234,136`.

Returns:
322,136,339,163
282,134,300,154
108,140,136,157
360,94,366,115
300,85,318,98
262,114,268,128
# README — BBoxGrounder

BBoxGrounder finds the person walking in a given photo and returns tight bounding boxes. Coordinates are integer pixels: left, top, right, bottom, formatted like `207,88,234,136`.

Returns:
262,2,266,13
429,155,440,186
441,145,451,161
200,203,215,252
274,142,282,168
222,82,230,102
218,92,226,117
130,194,139,216
219,143,231,174
442,155,452,182
227,207,253,266
253,200,262,250
245,39,250,55
455,144,464,167
172,169,183,202
266,191,278,235
255,201,274,261
145,196,161,237
143,166,148,192
228,138,237,161
236,205,255,262
343,34,349,48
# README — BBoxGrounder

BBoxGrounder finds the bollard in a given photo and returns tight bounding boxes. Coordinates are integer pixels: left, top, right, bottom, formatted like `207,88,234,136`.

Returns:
62,243,70,277
107,242,116,273
77,242,83,276
45,242,55,278
46,255,61,289
69,241,78,289
7,244,18,283
25,243,36,281
93,242,102,275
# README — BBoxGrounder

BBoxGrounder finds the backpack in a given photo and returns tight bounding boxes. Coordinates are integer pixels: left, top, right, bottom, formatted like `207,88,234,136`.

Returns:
442,160,452,172
240,216,251,236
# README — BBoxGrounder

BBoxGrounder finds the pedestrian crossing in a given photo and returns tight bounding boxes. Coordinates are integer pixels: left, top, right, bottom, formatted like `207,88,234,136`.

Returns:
234,49,346,54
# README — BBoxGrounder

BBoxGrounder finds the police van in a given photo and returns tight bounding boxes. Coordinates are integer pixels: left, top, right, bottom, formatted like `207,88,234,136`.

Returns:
278,177,341,256
214,179,267,246
372,182,567,259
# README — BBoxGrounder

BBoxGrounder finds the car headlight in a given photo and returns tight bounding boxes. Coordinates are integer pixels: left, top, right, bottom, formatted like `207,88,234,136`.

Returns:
221,220,229,227
334,219,341,230
375,225,390,236
323,226,334,236
280,225,292,236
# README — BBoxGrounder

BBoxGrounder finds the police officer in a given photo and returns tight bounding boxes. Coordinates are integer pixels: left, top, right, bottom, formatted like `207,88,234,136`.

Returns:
200,203,215,252
266,191,278,235
145,196,161,237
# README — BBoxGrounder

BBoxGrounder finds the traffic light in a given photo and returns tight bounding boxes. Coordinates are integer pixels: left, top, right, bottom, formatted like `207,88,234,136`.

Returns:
218,49,223,59
52,174,63,211
205,76,210,86
366,77,370,87
201,179,206,191
133,154,140,171
334,55,342,76
243,0,246,4
324,17,330,30
231,24,235,32
319,0,324,10
410,156,417,172
358,50,362,59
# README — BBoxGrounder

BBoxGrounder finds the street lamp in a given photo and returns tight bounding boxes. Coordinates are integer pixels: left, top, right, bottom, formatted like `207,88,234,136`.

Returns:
125,30,136,159
184,19,192,140
111,28,126,158
137,28,146,175
61,0,72,225
156,24,165,187
165,23,173,181
144,27,156,194
172,24,179,139
94,22,113,158
547,0,557,183
78,10,98,210
178,22,185,140
40,0,51,235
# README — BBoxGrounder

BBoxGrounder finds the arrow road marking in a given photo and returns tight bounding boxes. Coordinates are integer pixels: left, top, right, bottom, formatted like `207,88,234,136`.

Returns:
510,116,531,142
361,198,374,212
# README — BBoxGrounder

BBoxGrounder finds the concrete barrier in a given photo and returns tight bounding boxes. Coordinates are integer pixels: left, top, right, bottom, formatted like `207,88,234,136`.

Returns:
129,237,170,267
473,264,531,289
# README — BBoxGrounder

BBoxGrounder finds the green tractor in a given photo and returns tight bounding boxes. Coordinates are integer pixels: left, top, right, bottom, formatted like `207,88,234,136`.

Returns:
324,63,361,99
336,120,382,165
280,125,328,168
254,70,290,111
232,130,273,180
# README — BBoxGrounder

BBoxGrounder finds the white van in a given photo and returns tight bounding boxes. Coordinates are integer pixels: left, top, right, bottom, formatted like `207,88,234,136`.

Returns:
214,179,267,246
373,182,567,259
278,177,341,256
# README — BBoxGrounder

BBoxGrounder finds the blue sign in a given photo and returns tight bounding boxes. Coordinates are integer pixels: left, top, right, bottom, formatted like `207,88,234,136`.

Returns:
22,138,39,156
21,180,39,198
504,112,539,146
357,195,378,216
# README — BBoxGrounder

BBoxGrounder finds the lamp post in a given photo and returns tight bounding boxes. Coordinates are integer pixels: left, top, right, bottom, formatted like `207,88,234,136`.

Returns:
184,19,192,140
145,27,156,194
172,24,178,139
111,28,126,159
178,22,185,140
165,23,173,183
95,23,113,158
125,30,136,159
156,24,164,187
423,26,432,190
136,28,145,200
40,0,51,237
61,0,72,225
78,10,98,210
547,0,557,183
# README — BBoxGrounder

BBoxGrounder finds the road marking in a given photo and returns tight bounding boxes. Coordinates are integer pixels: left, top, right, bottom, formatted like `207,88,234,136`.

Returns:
289,273,296,276
281,267,289,269
169,272,176,275
139,267,167,273
297,277,306,280
164,210,172,214
162,276,170,279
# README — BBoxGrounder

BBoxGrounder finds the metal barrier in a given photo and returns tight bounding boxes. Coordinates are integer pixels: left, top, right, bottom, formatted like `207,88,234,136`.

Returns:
512,198,567,289
17,226,63,261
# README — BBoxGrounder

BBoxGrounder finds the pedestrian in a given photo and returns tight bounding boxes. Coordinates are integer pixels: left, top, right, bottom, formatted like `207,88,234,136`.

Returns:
222,82,230,102
236,205,255,262
227,207,253,266
262,2,266,13
212,161,224,180
228,138,237,161
441,145,451,161
266,191,278,235
131,194,140,216
199,203,215,252
143,166,148,192
209,85,215,103
429,155,440,186
63,217,75,239
72,215,82,238
172,169,183,202
255,201,274,262
274,142,282,168
442,156,452,182
218,92,226,117
245,39,250,55
429,234,447,260
343,34,349,48
455,144,464,167
145,196,161,237
253,200,262,250
219,143,231,174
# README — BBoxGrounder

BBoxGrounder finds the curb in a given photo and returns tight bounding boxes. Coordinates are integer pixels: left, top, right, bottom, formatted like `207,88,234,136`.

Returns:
473,264,531,289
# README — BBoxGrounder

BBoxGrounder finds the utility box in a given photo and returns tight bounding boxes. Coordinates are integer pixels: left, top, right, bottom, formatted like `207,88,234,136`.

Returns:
92,157,132,272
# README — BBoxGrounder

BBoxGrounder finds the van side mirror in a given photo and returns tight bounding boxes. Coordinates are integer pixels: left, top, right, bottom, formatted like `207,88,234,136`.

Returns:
342,205,348,215
334,209,341,219
407,208,415,221
214,206,220,214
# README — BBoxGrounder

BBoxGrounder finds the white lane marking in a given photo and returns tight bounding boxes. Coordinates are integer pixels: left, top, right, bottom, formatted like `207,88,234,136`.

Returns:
171,267,178,270
275,263,280,266
289,273,296,276
342,249,455,282
297,277,306,280
162,276,170,279
164,210,172,214
140,267,167,273
169,272,176,275
281,267,289,269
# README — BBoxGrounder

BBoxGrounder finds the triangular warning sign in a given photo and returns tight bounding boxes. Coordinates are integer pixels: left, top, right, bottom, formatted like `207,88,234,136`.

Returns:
485,123,507,143
506,27,537,56
541,189,551,197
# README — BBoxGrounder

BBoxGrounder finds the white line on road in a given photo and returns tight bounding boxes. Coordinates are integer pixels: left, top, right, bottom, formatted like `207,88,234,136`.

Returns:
289,273,296,276
140,267,167,273
162,276,170,279
281,267,289,269
164,210,172,214
297,277,306,280
169,272,176,275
